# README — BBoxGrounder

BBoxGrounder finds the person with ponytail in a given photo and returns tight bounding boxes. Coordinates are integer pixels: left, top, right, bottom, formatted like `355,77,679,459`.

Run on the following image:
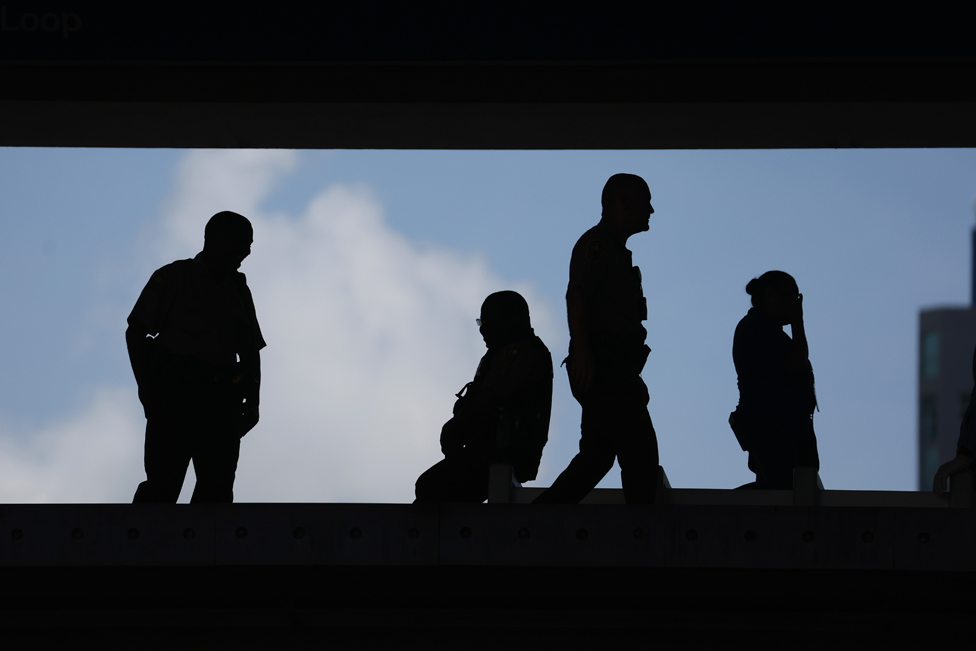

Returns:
729,271,819,489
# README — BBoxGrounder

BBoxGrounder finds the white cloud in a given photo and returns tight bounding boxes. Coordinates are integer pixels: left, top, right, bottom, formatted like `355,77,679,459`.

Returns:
0,388,144,502
196,151,556,502
0,150,557,503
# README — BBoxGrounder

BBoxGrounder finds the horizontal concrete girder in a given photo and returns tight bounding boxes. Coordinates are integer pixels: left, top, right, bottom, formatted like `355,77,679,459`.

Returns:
3,100,975,149
2,502,974,571
1,60,974,148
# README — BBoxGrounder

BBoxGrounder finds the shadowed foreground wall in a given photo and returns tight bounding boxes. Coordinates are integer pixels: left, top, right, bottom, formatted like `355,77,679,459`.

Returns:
1,502,975,646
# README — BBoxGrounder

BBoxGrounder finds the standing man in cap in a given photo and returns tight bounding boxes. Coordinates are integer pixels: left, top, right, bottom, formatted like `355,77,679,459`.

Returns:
535,174,659,504
127,211,266,503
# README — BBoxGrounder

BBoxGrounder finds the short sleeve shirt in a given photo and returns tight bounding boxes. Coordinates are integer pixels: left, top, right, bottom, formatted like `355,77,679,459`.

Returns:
128,254,266,367
567,221,648,342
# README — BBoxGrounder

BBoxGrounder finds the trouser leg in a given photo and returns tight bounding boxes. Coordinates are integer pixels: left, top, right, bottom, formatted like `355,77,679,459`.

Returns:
751,428,798,490
190,425,241,504
607,388,659,505
414,451,490,504
796,422,820,470
133,418,191,504
534,428,616,504
536,378,658,505
533,389,618,504
750,421,819,490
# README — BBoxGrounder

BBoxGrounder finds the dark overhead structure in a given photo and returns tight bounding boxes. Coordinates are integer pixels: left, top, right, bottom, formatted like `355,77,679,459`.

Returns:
0,1,974,148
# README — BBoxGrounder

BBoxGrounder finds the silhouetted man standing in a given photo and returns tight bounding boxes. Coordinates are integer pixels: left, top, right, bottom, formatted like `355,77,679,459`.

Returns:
535,174,659,504
128,211,265,503
415,291,553,503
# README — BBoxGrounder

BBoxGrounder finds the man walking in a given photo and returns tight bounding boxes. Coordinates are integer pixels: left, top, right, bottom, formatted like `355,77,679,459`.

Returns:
535,174,659,504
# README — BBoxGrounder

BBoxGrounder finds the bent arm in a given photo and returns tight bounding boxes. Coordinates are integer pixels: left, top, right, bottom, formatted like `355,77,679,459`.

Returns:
237,347,261,437
785,295,810,374
566,286,596,390
567,287,590,349
239,347,261,407
785,320,810,374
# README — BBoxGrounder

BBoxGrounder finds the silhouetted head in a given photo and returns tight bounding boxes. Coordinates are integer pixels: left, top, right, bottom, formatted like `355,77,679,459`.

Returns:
601,174,654,239
746,271,799,326
478,291,532,348
203,211,253,274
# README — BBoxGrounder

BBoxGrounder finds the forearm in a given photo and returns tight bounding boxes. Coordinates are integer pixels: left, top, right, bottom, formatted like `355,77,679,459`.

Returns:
786,320,810,373
566,288,591,348
240,349,261,406
125,325,150,387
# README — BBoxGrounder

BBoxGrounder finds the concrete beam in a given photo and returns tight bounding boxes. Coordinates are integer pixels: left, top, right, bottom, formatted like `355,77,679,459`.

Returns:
3,501,975,572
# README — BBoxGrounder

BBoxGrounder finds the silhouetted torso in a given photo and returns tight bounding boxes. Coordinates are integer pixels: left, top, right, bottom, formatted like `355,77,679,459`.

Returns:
731,307,818,489
568,221,648,352
414,331,552,503
130,254,265,368
733,307,815,424
454,332,553,481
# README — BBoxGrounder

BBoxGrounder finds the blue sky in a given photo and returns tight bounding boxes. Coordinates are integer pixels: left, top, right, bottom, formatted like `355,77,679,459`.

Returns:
0,148,973,501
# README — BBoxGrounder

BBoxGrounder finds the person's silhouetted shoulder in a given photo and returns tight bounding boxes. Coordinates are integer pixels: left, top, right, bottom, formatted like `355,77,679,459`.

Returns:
129,253,266,366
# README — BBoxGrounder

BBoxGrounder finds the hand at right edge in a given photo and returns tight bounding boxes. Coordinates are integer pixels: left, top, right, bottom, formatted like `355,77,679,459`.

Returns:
933,454,973,495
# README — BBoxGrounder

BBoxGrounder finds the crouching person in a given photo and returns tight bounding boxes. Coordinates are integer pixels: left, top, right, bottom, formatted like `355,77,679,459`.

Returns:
414,291,553,503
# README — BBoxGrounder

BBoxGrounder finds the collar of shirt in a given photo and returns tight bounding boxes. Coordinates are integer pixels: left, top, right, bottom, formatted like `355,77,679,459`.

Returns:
594,219,630,252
